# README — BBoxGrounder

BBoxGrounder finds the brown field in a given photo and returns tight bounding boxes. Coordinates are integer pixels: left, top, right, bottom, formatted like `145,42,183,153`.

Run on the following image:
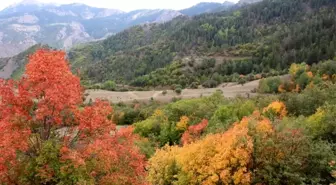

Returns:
85,80,260,104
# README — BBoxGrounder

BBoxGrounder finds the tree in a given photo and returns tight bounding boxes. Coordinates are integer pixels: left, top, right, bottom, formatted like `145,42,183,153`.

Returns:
0,49,146,184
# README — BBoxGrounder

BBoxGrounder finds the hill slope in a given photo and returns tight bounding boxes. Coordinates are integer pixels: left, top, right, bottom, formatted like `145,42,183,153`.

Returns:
0,1,236,58
68,0,336,88
0,44,47,79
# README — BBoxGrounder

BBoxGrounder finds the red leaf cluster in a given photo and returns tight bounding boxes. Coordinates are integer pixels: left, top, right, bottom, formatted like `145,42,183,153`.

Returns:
181,119,208,145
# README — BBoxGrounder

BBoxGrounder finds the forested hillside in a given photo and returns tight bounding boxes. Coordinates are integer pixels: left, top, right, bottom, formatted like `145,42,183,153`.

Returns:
69,0,336,88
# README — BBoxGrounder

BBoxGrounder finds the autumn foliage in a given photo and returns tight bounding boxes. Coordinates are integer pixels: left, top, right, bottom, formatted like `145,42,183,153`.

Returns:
148,100,334,185
0,49,146,184
181,119,208,145
148,112,274,185
1,49,335,184
263,101,287,118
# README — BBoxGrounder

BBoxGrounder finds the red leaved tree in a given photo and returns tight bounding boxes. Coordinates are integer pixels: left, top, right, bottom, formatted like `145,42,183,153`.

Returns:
0,49,146,184
181,119,208,145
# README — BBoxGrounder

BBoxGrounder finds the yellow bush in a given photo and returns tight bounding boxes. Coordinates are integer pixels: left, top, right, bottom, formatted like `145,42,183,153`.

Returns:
148,114,274,185
263,101,287,118
176,116,190,131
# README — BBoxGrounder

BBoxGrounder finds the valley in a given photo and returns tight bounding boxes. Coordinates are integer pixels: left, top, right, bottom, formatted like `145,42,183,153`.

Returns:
1,0,336,184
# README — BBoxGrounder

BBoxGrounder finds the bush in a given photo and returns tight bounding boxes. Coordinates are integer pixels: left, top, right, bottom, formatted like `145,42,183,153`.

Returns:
280,86,329,116
306,104,336,142
238,77,247,86
207,100,255,133
202,79,218,88
175,88,182,94
162,90,168,95
189,82,199,89
258,76,282,93
102,80,116,91
91,83,102,89
296,72,310,90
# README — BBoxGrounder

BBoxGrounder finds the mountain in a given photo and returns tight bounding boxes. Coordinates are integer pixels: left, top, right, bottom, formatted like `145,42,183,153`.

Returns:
179,1,234,16
0,44,47,79
237,0,263,5
0,0,56,15
0,1,183,58
67,0,336,88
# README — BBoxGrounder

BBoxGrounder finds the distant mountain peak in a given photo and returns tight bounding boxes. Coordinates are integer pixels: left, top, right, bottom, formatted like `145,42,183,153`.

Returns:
19,0,41,4
180,1,234,16
223,1,235,5
14,0,57,7
66,3,90,7
238,0,263,5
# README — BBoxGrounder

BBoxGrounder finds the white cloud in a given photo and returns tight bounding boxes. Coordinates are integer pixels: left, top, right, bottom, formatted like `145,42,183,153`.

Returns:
0,0,239,12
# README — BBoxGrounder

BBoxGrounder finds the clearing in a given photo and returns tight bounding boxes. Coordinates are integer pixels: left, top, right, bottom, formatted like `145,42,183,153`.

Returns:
86,80,259,103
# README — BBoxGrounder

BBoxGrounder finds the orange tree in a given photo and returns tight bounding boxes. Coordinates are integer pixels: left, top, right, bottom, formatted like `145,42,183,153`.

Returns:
0,49,146,184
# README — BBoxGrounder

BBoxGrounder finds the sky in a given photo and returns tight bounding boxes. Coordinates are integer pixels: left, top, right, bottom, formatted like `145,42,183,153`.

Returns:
0,0,239,12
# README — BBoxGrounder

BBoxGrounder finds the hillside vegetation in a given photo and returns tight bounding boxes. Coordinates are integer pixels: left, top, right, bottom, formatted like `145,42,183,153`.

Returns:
69,0,336,89
1,48,336,184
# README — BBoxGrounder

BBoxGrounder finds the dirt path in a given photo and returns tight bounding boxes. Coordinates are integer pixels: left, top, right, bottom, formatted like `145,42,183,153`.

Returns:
86,80,260,103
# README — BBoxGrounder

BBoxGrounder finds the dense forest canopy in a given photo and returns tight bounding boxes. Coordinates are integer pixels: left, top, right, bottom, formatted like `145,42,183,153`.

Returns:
69,0,336,88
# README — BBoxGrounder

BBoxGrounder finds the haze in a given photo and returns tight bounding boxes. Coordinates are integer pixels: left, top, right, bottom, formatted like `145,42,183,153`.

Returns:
0,0,239,12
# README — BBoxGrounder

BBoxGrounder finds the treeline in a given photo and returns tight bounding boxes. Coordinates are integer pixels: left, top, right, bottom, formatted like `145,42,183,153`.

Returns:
131,57,287,88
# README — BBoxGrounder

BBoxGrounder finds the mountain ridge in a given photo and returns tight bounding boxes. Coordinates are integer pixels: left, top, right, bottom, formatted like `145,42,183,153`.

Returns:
0,1,234,58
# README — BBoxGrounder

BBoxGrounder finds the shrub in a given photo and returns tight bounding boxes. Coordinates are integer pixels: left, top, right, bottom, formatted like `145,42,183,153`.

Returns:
189,82,199,89
202,79,218,88
280,86,330,116
258,76,282,93
102,80,116,91
207,100,256,134
175,88,182,94
238,77,247,86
